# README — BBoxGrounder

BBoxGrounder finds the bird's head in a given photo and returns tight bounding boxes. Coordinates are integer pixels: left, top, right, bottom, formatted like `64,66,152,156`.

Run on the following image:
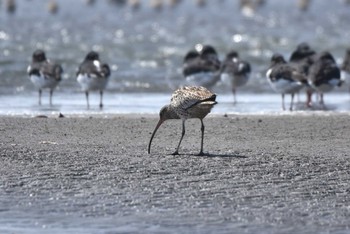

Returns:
85,51,100,61
32,50,46,62
226,50,239,60
270,53,286,66
183,50,200,63
148,105,179,154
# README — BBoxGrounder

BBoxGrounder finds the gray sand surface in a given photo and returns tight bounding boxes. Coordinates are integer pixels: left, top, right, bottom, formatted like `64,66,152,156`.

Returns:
0,114,350,234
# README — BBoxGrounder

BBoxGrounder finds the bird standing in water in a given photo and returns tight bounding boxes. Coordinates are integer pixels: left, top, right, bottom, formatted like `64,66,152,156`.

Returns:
308,51,342,107
183,44,221,89
220,50,251,103
77,51,110,109
341,49,350,93
27,49,63,106
266,53,306,111
148,86,217,156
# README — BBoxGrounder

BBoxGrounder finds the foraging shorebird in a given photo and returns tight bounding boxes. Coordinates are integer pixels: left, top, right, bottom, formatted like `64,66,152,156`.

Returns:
220,50,251,103
308,51,342,106
27,49,63,106
266,53,306,111
148,86,217,156
183,44,221,89
341,49,350,93
77,51,110,109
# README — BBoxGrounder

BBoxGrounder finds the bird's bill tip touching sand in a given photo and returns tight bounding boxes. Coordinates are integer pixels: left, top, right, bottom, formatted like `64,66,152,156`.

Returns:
148,118,165,154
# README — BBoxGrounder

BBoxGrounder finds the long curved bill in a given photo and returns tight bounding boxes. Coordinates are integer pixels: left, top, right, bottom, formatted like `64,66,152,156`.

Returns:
148,119,164,154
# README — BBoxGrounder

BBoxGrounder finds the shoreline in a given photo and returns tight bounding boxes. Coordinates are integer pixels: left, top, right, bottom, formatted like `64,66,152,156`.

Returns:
1,109,350,119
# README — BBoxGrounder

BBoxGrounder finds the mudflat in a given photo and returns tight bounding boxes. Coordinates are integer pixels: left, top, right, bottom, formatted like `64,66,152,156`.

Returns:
0,114,349,233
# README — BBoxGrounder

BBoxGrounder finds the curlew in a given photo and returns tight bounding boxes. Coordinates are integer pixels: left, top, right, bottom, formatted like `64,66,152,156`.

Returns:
27,50,63,106
148,86,217,156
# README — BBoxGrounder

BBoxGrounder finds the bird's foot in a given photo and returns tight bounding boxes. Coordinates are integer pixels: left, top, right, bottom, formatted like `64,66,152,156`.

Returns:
99,103,103,109
171,151,179,156
196,151,206,156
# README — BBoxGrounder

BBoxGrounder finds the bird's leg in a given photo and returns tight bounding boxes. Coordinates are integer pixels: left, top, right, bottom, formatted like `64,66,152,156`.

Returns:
281,93,285,111
38,89,42,105
319,93,326,109
306,89,313,107
197,119,205,156
289,93,295,111
49,89,53,106
85,91,90,109
99,90,103,109
296,91,300,102
232,87,237,104
172,120,185,155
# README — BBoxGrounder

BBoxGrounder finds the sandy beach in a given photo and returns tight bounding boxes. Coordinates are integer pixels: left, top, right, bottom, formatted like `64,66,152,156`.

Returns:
1,114,350,233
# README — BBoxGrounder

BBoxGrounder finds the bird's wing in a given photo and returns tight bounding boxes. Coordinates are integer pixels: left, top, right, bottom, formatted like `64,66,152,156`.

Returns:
41,62,63,81
77,60,104,78
171,86,216,110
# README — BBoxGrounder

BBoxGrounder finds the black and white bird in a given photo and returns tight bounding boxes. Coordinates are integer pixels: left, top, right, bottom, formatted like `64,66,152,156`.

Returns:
289,42,316,73
77,51,110,109
308,51,342,106
289,42,317,107
341,48,350,93
27,49,63,106
220,50,251,103
183,44,221,89
266,53,306,111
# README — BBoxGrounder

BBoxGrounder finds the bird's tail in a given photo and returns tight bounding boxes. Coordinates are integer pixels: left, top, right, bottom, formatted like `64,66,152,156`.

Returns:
185,94,217,110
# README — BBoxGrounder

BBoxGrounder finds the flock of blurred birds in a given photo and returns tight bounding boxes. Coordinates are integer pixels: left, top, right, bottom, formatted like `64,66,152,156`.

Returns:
26,42,350,111
4,0,350,111
2,0,350,15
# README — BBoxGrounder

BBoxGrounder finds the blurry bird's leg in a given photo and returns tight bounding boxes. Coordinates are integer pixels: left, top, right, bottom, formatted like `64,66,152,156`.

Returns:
49,89,53,106
38,89,42,105
99,90,103,109
289,93,295,111
85,91,90,109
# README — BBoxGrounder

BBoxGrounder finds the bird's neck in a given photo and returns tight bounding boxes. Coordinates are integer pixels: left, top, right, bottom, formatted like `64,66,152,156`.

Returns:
165,105,180,120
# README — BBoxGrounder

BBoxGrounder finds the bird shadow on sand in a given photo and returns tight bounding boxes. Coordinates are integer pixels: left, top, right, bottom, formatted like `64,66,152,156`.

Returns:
171,152,247,158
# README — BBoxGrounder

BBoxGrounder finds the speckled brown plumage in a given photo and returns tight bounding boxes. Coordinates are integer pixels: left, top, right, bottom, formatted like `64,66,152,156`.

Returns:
148,86,217,155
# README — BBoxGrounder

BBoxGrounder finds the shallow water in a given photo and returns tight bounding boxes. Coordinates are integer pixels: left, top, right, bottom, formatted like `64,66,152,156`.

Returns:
1,91,350,116
1,0,350,115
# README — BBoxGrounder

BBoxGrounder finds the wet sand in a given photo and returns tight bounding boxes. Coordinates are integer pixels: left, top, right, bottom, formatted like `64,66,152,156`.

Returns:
1,114,350,233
